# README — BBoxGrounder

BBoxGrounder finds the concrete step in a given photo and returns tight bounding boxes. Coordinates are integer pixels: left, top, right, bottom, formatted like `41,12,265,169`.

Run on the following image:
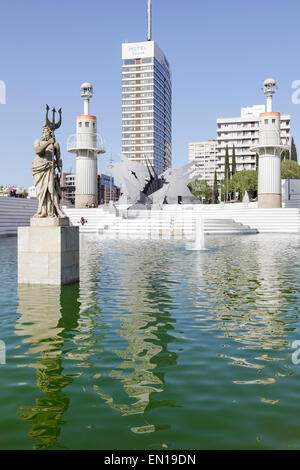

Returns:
64,205,300,235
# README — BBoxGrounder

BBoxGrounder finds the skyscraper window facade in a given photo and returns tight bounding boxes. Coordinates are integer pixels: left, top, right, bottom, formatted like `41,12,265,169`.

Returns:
122,41,172,174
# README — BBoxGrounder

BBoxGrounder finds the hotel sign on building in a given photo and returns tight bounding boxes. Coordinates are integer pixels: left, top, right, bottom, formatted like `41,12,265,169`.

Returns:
122,41,171,80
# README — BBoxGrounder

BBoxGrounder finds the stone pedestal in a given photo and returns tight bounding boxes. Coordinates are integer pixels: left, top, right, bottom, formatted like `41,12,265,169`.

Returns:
258,193,282,209
18,217,79,285
75,194,98,208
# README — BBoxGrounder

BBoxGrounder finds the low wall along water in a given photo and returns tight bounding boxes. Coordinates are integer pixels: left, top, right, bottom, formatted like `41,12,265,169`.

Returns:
0,197,38,237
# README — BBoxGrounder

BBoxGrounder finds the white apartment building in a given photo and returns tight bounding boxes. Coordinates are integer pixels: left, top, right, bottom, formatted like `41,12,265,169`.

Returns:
217,105,290,180
122,40,172,175
188,140,217,186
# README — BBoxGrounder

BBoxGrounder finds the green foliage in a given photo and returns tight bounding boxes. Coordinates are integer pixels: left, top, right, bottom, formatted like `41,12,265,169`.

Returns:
212,171,219,204
291,137,298,162
220,178,230,202
188,179,212,201
281,159,300,179
281,149,290,161
223,146,230,200
222,170,258,200
224,146,230,180
231,145,236,176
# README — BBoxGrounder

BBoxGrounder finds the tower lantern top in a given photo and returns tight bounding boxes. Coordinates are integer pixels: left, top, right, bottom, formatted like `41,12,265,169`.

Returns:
80,82,93,99
80,82,93,115
262,78,277,96
262,78,278,113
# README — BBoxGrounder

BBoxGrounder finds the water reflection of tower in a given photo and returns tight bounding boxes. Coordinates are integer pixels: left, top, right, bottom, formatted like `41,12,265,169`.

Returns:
93,241,178,425
16,285,80,450
70,234,104,361
184,237,294,388
79,234,102,312
234,237,289,352
188,237,291,353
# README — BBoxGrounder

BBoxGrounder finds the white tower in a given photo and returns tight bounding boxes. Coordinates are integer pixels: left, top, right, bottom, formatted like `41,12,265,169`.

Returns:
67,83,105,208
251,79,288,208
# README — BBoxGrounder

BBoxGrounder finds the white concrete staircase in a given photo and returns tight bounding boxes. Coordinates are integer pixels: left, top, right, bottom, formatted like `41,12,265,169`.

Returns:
63,206,119,233
0,197,38,237
2,199,299,239
101,217,257,239
182,207,300,233
64,204,300,236
64,205,258,238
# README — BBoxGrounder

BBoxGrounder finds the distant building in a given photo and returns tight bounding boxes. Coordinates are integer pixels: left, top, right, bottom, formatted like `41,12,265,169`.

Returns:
61,173,76,204
61,172,119,206
216,104,290,180
28,186,37,198
98,174,120,205
121,1,172,174
0,185,26,197
188,140,217,186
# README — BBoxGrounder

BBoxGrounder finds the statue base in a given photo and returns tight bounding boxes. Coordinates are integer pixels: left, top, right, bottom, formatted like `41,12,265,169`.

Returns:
258,193,282,209
18,217,79,285
75,194,98,209
30,216,70,227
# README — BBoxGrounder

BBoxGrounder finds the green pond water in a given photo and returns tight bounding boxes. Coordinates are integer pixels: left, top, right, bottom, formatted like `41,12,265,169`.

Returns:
1,233,300,450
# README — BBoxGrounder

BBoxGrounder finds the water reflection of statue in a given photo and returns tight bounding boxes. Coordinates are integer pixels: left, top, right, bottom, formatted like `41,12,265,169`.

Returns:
16,285,80,450
32,124,65,218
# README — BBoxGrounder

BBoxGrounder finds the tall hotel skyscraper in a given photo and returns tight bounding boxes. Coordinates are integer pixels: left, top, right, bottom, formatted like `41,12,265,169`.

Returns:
122,0,172,174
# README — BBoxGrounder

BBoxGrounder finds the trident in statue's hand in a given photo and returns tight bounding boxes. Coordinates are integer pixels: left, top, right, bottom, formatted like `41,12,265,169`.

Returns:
45,104,62,217
46,104,62,133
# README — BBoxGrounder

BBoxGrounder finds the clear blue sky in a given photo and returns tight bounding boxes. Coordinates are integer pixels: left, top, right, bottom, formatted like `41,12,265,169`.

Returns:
1,0,300,187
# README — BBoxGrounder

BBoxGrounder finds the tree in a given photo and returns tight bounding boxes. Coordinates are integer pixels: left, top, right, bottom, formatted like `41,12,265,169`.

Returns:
281,149,290,161
226,170,258,200
231,145,236,176
291,137,298,162
281,160,300,179
224,146,230,180
212,171,219,204
230,145,237,200
224,146,230,200
220,178,229,202
188,179,212,201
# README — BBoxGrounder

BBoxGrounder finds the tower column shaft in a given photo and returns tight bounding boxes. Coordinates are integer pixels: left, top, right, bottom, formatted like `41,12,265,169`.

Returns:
258,152,281,194
75,154,98,208
266,96,273,113
84,99,89,115
255,112,284,208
